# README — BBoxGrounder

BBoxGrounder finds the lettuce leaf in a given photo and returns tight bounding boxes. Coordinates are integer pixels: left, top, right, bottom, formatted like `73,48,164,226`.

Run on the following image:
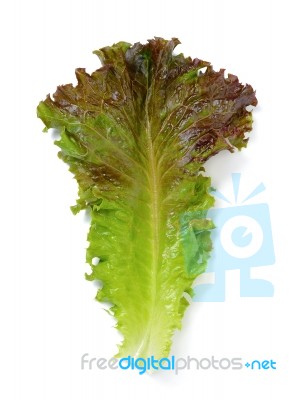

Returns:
37,38,257,359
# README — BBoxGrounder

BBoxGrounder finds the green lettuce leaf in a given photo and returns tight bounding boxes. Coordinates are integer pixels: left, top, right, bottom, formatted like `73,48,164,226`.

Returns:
37,38,257,359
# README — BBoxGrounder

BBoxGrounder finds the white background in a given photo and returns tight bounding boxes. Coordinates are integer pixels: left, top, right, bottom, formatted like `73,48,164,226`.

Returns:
1,0,292,398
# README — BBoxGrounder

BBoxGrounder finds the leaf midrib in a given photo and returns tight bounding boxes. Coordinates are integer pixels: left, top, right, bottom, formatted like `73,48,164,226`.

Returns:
134,83,162,356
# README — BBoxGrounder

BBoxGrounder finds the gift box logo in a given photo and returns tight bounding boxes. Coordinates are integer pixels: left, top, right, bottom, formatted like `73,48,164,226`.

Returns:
193,173,275,302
